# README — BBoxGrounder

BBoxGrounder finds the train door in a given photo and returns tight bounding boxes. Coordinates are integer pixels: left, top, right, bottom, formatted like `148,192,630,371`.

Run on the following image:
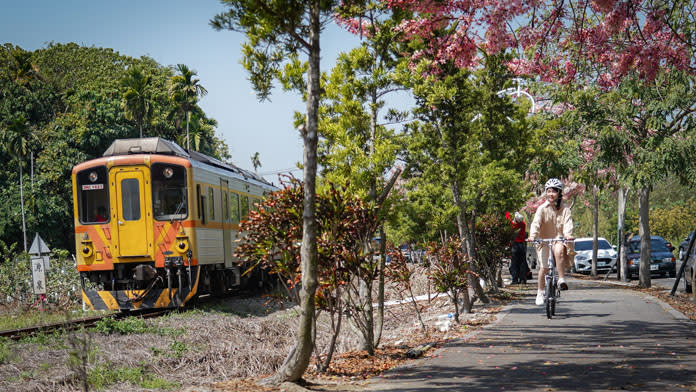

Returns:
114,168,149,256
221,179,233,268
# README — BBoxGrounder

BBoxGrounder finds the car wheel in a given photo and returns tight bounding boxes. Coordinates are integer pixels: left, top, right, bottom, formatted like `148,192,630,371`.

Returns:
686,280,693,294
670,270,676,278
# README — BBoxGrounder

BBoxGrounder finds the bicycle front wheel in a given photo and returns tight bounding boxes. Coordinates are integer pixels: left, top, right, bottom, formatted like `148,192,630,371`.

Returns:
545,284,552,319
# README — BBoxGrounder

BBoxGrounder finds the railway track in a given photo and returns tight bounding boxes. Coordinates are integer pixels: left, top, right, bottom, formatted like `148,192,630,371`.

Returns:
0,289,260,341
0,309,170,341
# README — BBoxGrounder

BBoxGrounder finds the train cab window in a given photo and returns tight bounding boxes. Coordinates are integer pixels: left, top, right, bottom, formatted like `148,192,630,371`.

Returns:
76,166,110,224
152,163,187,221
240,195,249,219
208,187,215,220
121,178,141,221
230,193,240,224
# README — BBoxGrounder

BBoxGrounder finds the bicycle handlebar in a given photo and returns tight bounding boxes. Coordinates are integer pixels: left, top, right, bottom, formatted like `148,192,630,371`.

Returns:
526,238,574,245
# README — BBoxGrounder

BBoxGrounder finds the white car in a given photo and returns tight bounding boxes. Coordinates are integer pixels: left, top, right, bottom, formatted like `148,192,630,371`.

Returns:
573,237,617,274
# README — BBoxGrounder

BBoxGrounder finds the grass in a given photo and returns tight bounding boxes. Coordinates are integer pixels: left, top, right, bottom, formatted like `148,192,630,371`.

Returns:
88,362,179,391
94,316,184,337
0,337,15,364
0,308,108,331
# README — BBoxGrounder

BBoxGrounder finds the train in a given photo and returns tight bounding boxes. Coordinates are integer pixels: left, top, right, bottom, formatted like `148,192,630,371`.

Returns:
72,137,276,310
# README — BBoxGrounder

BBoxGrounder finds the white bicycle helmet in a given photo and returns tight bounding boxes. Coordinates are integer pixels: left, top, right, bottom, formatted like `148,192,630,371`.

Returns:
544,178,563,191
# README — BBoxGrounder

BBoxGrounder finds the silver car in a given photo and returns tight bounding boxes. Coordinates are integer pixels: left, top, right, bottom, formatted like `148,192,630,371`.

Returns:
573,237,617,274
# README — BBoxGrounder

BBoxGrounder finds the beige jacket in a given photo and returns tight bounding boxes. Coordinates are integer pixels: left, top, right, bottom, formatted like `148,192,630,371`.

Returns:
529,200,574,240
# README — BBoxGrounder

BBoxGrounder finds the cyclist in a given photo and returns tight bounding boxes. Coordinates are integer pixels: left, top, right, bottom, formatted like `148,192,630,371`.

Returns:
528,178,574,305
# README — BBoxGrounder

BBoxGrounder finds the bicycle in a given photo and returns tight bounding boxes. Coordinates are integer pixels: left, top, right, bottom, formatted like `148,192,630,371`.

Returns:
528,238,570,319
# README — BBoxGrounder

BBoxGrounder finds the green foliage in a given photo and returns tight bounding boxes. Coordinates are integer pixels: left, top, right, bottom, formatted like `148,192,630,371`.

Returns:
93,316,183,336
637,199,696,247
0,43,224,252
94,317,149,335
0,247,80,309
87,362,179,391
473,214,516,287
168,340,189,359
426,236,473,319
236,176,380,303
0,337,15,364
399,54,536,262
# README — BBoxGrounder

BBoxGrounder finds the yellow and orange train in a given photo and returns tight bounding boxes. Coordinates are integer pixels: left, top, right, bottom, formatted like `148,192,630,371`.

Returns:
72,138,275,310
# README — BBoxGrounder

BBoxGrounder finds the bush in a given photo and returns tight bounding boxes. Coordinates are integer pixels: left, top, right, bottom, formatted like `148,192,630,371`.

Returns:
0,244,80,309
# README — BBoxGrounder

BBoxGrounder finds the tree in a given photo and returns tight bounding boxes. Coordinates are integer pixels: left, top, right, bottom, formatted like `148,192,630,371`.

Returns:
319,3,408,351
168,64,208,150
598,71,696,287
405,55,534,297
251,152,261,173
120,66,153,138
211,0,341,384
0,115,32,252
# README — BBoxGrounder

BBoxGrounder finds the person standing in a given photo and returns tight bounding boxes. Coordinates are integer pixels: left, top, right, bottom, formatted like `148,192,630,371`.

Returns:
528,178,574,306
506,211,528,284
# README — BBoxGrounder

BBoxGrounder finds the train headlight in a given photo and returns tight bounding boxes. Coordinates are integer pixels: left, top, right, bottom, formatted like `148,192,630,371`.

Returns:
163,167,174,179
82,245,93,257
177,240,189,253
88,171,98,182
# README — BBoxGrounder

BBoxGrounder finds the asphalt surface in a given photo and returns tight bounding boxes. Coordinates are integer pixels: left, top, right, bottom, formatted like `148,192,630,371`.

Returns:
367,277,696,391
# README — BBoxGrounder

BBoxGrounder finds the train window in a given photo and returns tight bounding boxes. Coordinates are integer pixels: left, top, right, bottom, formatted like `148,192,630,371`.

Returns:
223,191,229,221
152,163,187,221
240,195,249,219
252,198,262,211
121,178,141,221
208,187,215,220
76,166,109,224
230,193,240,224
196,184,202,219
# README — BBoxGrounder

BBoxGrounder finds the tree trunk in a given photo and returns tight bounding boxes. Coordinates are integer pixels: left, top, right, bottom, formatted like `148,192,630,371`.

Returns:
617,187,629,282
449,183,473,313
264,2,320,384
591,185,599,277
464,211,490,303
638,186,651,288
185,111,190,150
20,161,27,252
374,225,386,348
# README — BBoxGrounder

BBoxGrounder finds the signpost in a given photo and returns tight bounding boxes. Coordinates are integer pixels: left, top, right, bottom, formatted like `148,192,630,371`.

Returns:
28,234,50,297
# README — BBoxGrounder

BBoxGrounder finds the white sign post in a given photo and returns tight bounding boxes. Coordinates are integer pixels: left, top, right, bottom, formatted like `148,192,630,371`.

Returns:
28,234,51,303
30,257,47,295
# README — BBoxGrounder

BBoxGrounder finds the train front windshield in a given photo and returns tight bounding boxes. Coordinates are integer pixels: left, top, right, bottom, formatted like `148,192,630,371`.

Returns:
76,166,110,224
152,163,188,220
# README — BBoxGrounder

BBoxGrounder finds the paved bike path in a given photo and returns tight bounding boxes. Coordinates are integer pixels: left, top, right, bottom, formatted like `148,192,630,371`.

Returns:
367,279,696,391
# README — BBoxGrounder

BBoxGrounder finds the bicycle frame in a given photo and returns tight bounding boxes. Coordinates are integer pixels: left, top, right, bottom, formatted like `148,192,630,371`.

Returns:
529,238,568,319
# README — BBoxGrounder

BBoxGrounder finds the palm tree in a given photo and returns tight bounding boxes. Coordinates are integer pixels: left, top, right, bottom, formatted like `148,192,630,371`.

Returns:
120,66,153,138
8,46,41,87
0,115,32,252
168,64,208,150
251,152,261,173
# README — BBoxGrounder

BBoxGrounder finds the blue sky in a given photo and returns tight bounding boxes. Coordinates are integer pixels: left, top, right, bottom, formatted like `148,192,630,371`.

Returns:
0,0,388,182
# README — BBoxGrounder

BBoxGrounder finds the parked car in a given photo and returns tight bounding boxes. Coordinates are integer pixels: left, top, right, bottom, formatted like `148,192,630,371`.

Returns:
626,235,677,279
678,231,696,261
572,237,617,274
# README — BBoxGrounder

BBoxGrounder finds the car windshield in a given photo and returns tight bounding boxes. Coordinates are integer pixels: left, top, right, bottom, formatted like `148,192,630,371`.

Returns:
575,240,612,251
628,239,670,253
